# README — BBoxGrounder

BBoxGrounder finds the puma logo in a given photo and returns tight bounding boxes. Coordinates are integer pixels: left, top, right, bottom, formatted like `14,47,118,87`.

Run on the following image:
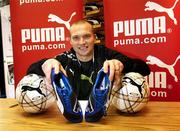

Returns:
144,0,179,25
48,12,76,30
80,71,94,85
123,77,145,98
146,55,180,82
73,99,81,113
21,79,46,97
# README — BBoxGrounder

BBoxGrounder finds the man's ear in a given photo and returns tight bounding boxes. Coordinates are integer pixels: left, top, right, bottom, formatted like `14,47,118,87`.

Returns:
93,34,96,41
69,37,73,45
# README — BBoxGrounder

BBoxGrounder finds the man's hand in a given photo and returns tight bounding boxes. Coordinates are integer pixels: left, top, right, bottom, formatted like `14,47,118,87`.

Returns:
103,59,124,87
41,58,66,84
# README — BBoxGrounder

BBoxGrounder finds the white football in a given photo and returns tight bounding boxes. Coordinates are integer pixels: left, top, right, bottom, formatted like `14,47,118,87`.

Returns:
16,74,56,113
111,72,150,113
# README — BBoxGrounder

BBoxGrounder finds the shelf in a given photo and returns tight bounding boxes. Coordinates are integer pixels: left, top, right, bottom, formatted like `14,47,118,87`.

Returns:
85,9,101,16
84,0,104,45
95,39,104,45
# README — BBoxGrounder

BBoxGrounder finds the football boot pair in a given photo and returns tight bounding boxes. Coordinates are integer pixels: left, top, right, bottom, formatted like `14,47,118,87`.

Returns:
51,68,111,123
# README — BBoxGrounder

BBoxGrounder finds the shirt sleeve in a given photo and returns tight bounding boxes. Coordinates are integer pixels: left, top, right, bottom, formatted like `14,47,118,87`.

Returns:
26,58,47,76
54,52,69,68
26,49,72,76
102,46,150,76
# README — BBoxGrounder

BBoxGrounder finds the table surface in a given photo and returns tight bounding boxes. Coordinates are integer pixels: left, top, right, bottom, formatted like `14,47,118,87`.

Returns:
0,99,180,131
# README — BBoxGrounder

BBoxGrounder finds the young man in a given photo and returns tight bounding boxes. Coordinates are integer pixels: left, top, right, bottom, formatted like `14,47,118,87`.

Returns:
27,20,150,122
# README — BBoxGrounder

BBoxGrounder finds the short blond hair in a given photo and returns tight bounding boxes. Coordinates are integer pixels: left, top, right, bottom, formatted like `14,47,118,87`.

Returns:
70,20,94,33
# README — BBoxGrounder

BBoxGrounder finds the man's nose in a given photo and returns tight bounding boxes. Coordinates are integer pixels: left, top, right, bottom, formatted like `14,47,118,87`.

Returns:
79,37,86,44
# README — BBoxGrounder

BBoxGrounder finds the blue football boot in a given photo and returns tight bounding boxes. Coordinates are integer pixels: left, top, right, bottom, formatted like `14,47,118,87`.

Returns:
85,68,111,122
51,69,83,123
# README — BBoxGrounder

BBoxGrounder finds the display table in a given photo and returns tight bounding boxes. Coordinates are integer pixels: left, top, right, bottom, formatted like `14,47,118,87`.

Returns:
0,99,180,131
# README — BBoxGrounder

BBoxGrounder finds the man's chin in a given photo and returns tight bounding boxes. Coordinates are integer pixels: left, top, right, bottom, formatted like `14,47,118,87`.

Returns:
79,53,88,56
78,50,89,55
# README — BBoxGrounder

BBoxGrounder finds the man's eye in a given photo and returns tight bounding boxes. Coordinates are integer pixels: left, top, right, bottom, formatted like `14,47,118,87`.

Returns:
83,34,91,39
72,36,79,41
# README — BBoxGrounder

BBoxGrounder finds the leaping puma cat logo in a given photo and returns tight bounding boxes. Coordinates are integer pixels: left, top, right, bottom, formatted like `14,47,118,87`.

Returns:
146,55,180,82
81,71,94,85
123,77,145,98
21,80,46,97
144,0,179,25
48,12,76,30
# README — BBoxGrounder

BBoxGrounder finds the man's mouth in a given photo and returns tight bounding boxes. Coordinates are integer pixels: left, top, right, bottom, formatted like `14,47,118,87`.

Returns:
78,46,88,51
